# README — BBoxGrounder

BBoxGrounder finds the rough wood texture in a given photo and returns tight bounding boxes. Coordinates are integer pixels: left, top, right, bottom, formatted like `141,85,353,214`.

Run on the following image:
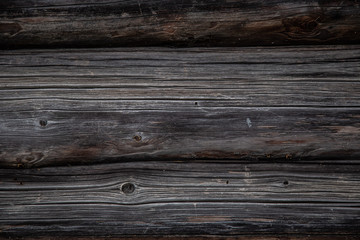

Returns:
0,161,360,237
0,45,360,168
5,237,360,240
0,0,360,48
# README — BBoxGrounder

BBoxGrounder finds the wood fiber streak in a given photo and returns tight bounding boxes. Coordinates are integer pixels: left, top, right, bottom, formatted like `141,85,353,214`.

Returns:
0,161,359,237
0,0,359,48
6,237,360,240
0,46,360,167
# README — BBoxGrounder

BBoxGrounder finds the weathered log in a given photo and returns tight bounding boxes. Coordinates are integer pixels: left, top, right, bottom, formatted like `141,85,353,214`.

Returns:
1,161,360,237
5,237,360,240
0,0,360,48
0,45,359,167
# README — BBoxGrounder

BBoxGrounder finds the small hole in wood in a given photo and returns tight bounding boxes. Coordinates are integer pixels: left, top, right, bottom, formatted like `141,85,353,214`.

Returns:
226,180,229,184
39,120,47,127
121,182,135,194
195,102,198,105
19,181,23,185
283,180,289,185
133,135,142,142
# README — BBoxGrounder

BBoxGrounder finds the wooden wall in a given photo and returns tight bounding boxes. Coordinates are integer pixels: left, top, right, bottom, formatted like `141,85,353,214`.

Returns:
0,0,360,239
1,45,360,238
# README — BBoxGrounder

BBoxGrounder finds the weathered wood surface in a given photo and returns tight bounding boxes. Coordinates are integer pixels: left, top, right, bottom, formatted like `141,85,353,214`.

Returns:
0,161,360,237
0,45,360,168
5,237,360,240
1,0,360,48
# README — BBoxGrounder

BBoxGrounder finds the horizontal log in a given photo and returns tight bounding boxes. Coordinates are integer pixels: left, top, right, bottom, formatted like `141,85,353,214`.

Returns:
7,237,360,240
1,161,360,237
0,0,360,48
0,45,360,167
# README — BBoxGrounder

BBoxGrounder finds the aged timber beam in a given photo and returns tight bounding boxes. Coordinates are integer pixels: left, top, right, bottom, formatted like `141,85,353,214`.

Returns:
5,237,360,240
1,160,360,237
0,45,359,167
0,0,360,48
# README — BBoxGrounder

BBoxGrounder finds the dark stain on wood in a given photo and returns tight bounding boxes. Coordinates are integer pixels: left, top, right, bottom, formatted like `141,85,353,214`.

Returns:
282,16,319,33
0,0,359,48
0,22,22,36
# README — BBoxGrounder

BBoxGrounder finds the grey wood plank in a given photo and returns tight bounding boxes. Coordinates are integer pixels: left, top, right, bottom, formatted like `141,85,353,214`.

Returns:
0,161,359,237
0,46,360,167
0,0,360,48
6,237,360,240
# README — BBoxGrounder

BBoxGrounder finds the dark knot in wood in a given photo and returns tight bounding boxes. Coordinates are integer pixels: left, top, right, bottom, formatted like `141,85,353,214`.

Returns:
121,182,136,194
133,135,142,142
39,120,48,127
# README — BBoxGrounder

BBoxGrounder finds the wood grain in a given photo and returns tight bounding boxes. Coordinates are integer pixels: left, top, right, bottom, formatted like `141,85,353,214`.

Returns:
0,45,360,167
1,161,360,237
0,0,360,48
5,237,360,240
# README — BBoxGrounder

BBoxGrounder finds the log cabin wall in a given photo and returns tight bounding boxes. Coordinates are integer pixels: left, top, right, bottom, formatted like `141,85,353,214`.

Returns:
0,0,360,239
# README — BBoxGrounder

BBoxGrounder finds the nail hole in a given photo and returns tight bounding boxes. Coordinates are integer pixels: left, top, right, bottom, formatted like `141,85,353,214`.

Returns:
121,182,135,194
133,135,142,142
39,120,47,127
283,180,289,185
195,102,198,105
226,180,229,184
19,181,23,185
